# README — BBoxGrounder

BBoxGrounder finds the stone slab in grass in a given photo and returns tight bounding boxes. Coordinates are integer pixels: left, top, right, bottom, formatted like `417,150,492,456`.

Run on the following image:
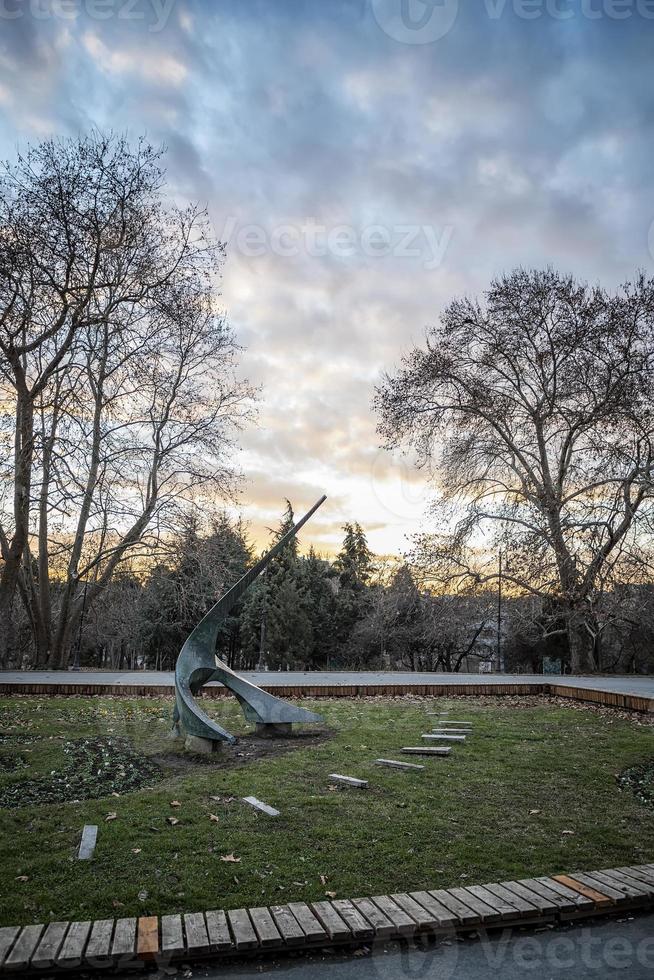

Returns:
375,759,425,771
401,746,451,756
422,733,466,742
242,796,280,817
78,825,97,860
328,774,368,789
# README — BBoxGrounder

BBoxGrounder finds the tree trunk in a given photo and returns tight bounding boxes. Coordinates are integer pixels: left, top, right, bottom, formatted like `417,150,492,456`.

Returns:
567,612,595,674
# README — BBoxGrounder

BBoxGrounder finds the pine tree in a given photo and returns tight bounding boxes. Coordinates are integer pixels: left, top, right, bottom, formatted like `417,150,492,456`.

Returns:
303,547,337,668
240,501,313,669
332,522,374,660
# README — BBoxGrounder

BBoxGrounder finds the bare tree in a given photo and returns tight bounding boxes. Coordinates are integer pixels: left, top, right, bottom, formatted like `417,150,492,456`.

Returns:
375,269,654,672
0,133,255,667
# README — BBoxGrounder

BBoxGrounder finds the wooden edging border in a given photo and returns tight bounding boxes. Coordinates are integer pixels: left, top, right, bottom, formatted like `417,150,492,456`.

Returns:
1,680,653,714
2,863,654,974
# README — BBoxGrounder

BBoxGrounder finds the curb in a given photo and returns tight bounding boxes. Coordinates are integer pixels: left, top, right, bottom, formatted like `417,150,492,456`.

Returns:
2,864,654,974
1,681,653,714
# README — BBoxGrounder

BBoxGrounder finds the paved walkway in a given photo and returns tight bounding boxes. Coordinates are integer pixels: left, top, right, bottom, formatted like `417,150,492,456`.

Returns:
197,913,654,980
2,669,654,699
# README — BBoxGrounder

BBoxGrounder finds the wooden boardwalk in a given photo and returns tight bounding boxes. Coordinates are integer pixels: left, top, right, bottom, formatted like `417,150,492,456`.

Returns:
2,864,654,973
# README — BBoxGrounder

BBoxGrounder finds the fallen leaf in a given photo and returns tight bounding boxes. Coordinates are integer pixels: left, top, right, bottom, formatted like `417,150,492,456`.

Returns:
325,890,337,898
112,900,124,908
209,796,222,802
138,890,148,901
170,801,181,808
327,785,338,792
106,812,117,821
529,809,541,815
562,830,575,835
131,848,142,854
167,817,179,826
15,876,29,882
220,854,241,863
320,874,328,885
209,813,220,823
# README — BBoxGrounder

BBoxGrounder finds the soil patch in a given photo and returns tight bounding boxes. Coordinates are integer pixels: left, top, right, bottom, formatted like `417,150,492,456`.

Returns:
153,727,334,772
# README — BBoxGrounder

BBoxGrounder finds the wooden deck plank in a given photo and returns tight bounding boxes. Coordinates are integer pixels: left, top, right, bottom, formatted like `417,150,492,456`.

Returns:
161,915,185,956
600,869,653,897
184,912,210,955
136,917,159,961
465,884,524,920
286,902,327,943
450,887,501,923
552,875,613,907
331,900,374,939
249,908,283,949
482,883,540,918
351,898,395,938
227,910,258,951
269,906,305,946
500,881,558,914
370,896,415,935
409,891,456,927
619,867,654,892
576,870,640,902
391,893,441,930
534,876,593,909
428,889,480,927
621,866,654,888
111,917,136,961
205,910,233,952
3,926,43,973
32,921,69,969
0,928,19,969
55,921,91,968
85,919,114,965
310,902,352,941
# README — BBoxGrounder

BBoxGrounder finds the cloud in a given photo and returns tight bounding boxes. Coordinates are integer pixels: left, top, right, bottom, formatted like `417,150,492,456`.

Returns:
1,0,653,554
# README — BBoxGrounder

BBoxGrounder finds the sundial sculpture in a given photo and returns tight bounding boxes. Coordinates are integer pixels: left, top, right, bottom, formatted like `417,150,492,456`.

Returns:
173,495,326,750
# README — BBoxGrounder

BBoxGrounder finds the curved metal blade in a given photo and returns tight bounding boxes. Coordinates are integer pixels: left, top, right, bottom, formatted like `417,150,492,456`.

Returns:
174,495,327,744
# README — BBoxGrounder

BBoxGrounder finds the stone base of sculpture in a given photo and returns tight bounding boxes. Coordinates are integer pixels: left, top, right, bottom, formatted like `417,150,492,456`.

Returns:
255,722,293,738
185,734,223,754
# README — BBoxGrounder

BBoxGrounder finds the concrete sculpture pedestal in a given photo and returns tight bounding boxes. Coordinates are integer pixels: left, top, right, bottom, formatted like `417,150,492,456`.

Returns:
185,734,222,754
255,722,293,738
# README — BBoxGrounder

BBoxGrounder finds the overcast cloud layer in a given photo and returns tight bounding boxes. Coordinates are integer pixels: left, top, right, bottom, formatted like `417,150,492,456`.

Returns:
1,0,653,554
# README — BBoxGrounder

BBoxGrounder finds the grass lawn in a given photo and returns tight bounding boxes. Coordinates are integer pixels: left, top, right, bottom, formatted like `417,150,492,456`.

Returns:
1,693,653,927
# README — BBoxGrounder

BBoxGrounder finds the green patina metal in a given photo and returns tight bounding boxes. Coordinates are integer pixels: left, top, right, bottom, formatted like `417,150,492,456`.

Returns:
173,496,326,744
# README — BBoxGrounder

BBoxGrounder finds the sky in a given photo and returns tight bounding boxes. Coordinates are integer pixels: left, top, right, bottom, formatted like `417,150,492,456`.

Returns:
1,0,653,557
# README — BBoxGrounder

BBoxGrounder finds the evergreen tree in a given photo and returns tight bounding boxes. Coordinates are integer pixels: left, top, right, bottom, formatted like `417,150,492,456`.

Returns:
332,523,374,660
335,523,373,590
303,547,337,668
240,501,313,669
